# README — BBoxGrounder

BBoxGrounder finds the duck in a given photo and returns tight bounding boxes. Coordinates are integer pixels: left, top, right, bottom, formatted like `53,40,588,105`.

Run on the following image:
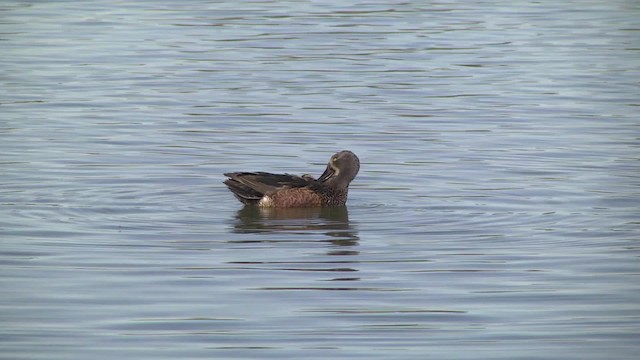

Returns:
224,150,360,208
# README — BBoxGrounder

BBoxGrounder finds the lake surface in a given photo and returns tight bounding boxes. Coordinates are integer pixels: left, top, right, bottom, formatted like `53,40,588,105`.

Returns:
1,1,639,359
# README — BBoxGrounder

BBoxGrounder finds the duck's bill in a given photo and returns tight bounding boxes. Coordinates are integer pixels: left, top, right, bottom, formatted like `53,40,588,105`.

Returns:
317,165,335,183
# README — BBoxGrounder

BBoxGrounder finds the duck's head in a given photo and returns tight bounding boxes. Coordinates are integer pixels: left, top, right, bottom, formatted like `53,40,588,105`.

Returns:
317,150,360,189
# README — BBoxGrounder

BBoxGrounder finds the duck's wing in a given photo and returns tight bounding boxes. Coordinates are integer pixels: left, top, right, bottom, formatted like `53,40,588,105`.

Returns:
223,172,313,205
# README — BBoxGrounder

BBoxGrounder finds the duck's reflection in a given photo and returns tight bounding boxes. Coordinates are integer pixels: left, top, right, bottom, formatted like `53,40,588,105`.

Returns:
231,206,359,249
229,206,361,284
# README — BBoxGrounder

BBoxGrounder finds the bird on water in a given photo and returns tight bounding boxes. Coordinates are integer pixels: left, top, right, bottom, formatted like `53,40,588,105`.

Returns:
224,150,360,208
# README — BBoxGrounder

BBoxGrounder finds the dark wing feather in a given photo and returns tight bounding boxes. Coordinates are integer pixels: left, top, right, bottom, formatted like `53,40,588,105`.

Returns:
224,172,313,205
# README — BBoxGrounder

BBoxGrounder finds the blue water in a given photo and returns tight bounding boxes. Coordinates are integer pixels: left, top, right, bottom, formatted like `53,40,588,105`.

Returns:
1,1,639,359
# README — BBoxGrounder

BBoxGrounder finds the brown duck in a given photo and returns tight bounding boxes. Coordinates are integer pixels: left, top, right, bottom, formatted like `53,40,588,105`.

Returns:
224,150,360,208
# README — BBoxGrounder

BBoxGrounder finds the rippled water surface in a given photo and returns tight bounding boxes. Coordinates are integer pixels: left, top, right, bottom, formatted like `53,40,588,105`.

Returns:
2,1,639,359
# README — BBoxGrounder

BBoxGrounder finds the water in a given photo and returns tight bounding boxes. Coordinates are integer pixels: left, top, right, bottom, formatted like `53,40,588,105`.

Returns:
1,1,639,359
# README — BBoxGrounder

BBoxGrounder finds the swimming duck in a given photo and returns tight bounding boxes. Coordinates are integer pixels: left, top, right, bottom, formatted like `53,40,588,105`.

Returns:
224,150,360,208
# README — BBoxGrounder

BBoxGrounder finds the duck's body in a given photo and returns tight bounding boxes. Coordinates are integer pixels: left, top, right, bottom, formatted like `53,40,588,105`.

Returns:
224,151,360,208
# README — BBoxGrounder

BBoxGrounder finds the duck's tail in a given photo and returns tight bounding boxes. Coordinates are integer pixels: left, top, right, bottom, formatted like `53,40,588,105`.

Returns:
223,172,265,205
